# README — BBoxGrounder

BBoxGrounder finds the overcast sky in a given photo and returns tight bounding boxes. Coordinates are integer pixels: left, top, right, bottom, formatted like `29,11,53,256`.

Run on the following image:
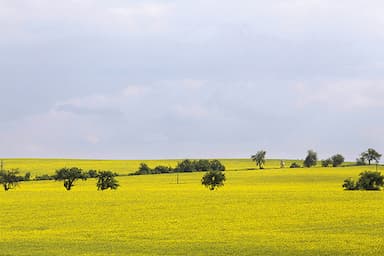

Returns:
1,0,384,160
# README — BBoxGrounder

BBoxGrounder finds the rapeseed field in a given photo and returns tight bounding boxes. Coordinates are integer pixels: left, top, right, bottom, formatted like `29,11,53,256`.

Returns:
0,160,383,255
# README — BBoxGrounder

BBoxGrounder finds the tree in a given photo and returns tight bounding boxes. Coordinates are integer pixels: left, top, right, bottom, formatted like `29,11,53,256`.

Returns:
331,154,345,167
209,160,226,171
176,159,196,172
343,171,384,190
290,162,301,168
303,150,317,168
87,169,98,178
360,148,382,165
54,167,87,191
201,170,226,190
0,169,22,191
321,158,332,167
134,163,152,175
251,150,266,169
96,171,119,190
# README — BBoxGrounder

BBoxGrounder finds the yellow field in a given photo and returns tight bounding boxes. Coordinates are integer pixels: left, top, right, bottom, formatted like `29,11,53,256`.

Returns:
1,160,383,255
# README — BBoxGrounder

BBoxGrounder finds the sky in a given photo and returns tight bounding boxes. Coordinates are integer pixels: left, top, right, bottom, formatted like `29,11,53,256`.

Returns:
1,0,384,160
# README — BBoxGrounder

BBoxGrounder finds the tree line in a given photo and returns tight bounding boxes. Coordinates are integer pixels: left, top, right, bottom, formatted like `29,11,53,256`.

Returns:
132,159,225,175
250,148,382,169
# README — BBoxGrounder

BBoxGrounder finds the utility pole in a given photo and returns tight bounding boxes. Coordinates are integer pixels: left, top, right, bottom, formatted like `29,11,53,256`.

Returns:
176,173,179,184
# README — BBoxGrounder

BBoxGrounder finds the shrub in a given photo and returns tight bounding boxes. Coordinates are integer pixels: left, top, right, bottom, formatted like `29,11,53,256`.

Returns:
87,169,98,178
343,171,384,191
35,174,54,181
290,162,301,168
356,171,384,190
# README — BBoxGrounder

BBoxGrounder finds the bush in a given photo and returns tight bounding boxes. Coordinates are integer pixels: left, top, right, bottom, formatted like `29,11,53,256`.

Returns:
152,166,173,174
290,162,301,168
343,171,384,191
35,174,54,181
342,178,356,190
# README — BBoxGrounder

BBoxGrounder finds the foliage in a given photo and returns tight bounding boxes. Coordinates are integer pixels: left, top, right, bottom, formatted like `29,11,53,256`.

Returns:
342,178,356,190
356,157,366,166
331,154,345,167
53,167,87,191
303,150,317,168
35,174,54,181
24,172,31,181
360,148,382,165
87,169,98,178
321,158,332,167
290,162,301,168
96,171,119,190
343,171,384,191
0,169,23,191
201,170,226,190
251,150,267,169
133,159,225,175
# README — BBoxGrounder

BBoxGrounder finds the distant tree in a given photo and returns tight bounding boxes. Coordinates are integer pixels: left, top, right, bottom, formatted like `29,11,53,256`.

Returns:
331,154,345,167
0,169,22,191
360,148,382,165
96,171,119,190
201,170,226,190
195,160,211,172
152,165,173,174
303,150,317,168
24,172,31,181
251,150,266,169
134,163,152,175
87,169,98,178
321,158,332,167
176,159,196,172
356,157,366,166
209,160,226,171
35,174,54,181
54,167,87,191
343,171,384,191
290,162,301,168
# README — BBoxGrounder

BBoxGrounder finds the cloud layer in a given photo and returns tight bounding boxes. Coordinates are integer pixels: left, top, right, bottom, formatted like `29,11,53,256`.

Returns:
1,0,384,160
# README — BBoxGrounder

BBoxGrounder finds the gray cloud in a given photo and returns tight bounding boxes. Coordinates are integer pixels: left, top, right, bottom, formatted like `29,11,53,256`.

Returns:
1,0,384,160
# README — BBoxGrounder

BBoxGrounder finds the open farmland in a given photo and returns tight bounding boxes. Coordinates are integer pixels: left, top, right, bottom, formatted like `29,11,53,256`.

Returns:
0,160,383,256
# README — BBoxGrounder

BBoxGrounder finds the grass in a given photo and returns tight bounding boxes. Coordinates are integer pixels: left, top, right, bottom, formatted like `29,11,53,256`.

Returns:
0,160,383,255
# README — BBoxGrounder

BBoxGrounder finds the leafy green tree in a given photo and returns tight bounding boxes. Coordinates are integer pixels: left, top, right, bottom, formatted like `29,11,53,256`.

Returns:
303,150,317,168
0,169,22,191
54,167,87,191
176,159,196,172
201,170,226,190
251,150,266,169
24,172,31,181
360,148,382,165
331,154,345,167
209,160,226,171
153,165,173,174
134,163,152,175
87,169,98,178
321,158,332,167
96,171,119,190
